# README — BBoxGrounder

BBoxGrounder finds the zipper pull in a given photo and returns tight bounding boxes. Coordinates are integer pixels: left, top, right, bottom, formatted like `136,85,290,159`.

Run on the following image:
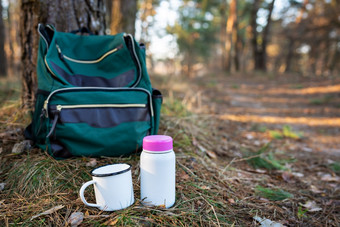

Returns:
46,106,61,139
56,44,63,59
56,44,74,74
43,100,49,117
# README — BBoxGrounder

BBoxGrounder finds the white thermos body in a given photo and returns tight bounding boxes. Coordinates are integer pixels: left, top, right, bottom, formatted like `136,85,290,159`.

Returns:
140,135,176,208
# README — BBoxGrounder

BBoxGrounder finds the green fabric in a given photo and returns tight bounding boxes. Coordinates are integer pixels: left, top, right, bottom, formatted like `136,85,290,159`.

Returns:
50,121,150,157
152,96,162,135
27,24,162,158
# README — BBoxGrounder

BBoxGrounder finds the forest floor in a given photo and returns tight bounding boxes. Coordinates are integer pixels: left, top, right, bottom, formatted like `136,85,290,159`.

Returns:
0,73,339,226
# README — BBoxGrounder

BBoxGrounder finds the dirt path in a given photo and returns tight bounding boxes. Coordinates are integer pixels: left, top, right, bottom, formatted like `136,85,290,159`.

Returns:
196,74,340,157
187,74,340,225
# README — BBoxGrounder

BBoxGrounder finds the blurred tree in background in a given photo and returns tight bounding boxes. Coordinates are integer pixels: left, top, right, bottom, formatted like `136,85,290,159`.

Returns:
0,0,7,77
0,0,339,107
167,0,218,77
108,0,138,35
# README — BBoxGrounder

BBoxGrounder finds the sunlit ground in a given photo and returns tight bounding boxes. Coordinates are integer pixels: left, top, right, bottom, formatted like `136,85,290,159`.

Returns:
163,74,340,155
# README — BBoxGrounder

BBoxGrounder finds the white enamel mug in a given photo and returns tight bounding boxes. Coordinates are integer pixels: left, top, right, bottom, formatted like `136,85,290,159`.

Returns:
79,163,134,211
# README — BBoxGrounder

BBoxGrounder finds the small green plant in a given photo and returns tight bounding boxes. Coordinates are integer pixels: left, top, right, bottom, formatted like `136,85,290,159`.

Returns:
269,130,284,139
329,162,340,174
282,125,303,139
297,206,308,219
309,94,334,105
207,80,217,88
291,84,304,89
246,144,287,170
255,186,293,201
250,124,267,132
231,84,240,89
269,125,303,140
162,98,190,117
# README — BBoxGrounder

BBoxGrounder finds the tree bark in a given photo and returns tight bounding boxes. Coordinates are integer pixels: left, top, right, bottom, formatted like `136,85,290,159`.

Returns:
20,0,106,109
250,0,261,71
250,0,275,71
0,0,7,77
284,37,294,72
232,1,240,71
110,0,137,35
219,2,227,70
329,39,340,74
6,0,14,70
259,0,275,71
225,0,237,72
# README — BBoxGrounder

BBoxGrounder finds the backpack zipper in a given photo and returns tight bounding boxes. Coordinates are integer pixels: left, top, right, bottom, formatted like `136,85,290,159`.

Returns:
46,103,147,138
56,103,146,111
43,87,154,118
125,34,142,87
42,33,141,87
55,44,123,64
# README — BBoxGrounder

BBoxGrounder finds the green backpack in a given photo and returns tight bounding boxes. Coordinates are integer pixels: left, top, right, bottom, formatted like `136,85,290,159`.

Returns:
25,24,162,159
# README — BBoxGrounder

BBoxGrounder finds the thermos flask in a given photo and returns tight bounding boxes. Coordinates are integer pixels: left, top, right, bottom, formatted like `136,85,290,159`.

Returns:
140,135,176,208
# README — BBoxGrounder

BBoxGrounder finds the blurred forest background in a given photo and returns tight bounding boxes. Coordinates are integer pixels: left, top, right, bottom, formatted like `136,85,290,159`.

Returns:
0,0,340,106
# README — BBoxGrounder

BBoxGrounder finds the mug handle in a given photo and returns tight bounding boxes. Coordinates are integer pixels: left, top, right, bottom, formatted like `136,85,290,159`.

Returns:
79,180,101,208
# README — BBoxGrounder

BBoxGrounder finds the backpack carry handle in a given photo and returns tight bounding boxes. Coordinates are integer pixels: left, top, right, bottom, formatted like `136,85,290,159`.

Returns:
71,27,94,35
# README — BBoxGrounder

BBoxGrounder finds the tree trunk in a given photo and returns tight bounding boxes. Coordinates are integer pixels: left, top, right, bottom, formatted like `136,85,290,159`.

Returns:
110,0,137,35
285,0,308,73
225,0,237,72
6,0,14,70
232,1,240,71
250,0,275,71
250,0,261,71
219,2,227,70
329,39,340,74
309,44,318,75
284,37,294,72
0,0,7,77
259,0,275,71
20,0,107,109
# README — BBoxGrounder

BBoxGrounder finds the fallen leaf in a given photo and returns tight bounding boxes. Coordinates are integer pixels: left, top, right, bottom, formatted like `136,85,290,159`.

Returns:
68,212,84,227
12,140,31,154
86,158,97,167
228,198,235,204
253,216,285,227
254,140,261,146
301,201,322,212
245,133,254,140
301,146,312,152
206,150,217,159
31,205,64,220
292,172,304,178
282,171,294,183
310,185,322,194
105,218,119,226
201,185,211,190
319,173,340,182
0,183,5,191
179,172,190,180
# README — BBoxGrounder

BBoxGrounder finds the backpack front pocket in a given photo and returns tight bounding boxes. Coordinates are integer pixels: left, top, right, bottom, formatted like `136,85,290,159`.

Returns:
44,88,153,158
43,32,141,88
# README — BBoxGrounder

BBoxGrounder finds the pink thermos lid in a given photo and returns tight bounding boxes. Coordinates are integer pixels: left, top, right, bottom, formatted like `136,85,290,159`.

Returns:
143,135,173,151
